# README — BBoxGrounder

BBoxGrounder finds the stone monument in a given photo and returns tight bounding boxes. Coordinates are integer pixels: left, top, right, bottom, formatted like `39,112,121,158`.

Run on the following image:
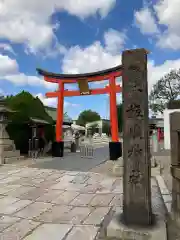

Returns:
122,49,152,226
0,96,21,165
170,112,180,224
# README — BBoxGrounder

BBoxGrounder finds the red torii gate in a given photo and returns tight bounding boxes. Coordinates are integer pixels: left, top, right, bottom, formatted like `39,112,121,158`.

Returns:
37,64,122,159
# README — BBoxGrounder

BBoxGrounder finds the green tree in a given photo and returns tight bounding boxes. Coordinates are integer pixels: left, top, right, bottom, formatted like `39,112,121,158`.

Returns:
117,103,123,132
76,110,101,126
149,69,180,114
5,91,54,153
5,91,53,123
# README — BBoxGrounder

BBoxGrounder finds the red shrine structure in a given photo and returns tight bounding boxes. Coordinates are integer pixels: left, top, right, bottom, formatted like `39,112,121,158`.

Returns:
37,65,123,160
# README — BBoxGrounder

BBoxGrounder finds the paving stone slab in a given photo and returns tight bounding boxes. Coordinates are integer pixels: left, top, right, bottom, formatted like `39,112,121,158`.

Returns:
36,189,64,203
109,194,123,207
90,194,115,207
0,196,20,207
8,186,36,198
18,187,48,201
79,184,100,194
56,206,92,224
19,177,46,186
71,174,90,184
86,175,105,185
43,173,64,181
111,180,123,194
50,181,73,190
37,179,60,189
0,219,41,240
0,216,21,232
64,183,88,192
23,223,72,240
14,202,52,219
36,205,73,222
52,191,79,205
84,207,111,225
70,193,96,206
0,176,22,185
65,225,99,240
57,175,76,183
0,199,32,215
62,171,80,176
0,184,22,195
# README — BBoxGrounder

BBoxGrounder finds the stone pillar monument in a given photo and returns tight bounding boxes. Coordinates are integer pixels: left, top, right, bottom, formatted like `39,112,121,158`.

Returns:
122,49,152,226
170,112,180,223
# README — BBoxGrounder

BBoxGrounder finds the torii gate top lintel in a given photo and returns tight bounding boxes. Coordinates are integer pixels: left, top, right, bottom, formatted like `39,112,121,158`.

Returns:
36,65,122,83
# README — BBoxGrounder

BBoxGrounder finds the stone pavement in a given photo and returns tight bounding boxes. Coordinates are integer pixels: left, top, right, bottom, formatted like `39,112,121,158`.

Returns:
0,165,166,240
29,146,109,172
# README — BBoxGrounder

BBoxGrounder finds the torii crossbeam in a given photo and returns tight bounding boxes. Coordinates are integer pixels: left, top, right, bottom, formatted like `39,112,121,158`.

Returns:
37,65,123,159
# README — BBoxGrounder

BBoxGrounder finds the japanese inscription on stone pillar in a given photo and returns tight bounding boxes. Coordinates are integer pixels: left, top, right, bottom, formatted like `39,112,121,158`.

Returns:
122,49,152,226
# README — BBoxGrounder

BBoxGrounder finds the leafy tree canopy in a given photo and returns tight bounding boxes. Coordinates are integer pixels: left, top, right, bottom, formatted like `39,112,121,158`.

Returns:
149,69,180,114
4,91,55,153
76,110,101,126
5,91,53,124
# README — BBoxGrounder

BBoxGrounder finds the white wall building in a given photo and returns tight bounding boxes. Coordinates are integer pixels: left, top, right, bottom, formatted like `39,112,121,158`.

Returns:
164,108,180,150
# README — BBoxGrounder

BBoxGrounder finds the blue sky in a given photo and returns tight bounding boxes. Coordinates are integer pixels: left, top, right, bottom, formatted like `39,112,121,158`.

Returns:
0,0,179,119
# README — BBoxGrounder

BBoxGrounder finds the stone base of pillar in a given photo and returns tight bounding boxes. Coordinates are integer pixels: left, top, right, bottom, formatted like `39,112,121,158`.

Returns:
111,157,160,177
52,141,64,157
106,209,167,240
112,157,123,177
109,142,122,161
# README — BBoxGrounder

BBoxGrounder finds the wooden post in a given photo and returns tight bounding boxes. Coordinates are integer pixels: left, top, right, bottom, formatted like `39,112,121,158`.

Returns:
109,76,119,142
122,48,152,226
56,81,64,142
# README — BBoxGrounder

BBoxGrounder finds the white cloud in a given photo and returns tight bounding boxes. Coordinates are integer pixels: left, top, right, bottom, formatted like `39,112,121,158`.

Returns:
0,53,56,89
62,42,121,74
154,0,180,31
134,0,180,50
36,93,57,107
104,29,127,54
0,43,16,55
0,0,116,53
36,93,80,109
0,54,18,76
148,58,180,92
134,7,159,35
62,29,124,74
3,73,57,90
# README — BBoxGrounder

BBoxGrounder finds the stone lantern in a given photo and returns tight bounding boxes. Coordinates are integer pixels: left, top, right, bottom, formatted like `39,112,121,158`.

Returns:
0,96,14,165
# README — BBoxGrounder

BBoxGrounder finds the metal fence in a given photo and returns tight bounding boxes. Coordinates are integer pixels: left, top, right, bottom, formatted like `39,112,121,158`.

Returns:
80,144,94,158
28,139,39,159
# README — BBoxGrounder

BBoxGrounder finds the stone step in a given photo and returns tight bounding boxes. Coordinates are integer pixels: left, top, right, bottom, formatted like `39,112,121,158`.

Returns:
93,141,109,144
4,156,24,164
3,150,20,158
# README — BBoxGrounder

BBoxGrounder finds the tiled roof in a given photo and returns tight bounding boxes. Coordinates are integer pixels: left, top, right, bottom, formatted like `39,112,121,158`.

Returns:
45,106,73,123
